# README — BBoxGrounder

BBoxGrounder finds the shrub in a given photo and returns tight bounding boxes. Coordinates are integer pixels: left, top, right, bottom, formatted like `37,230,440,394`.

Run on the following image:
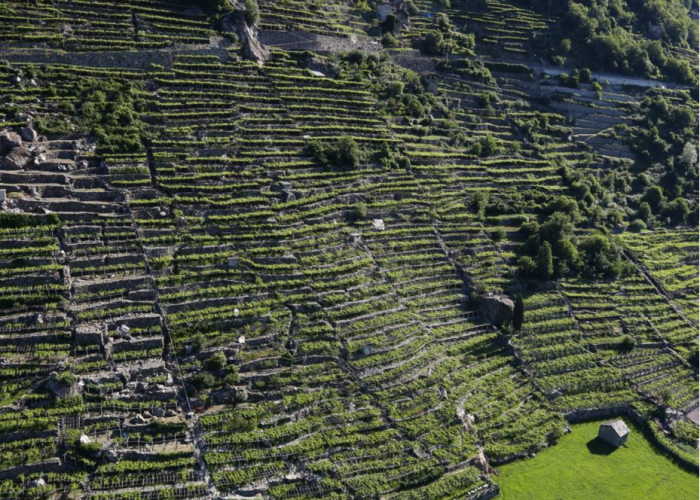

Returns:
424,31,448,55
491,228,506,242
636,202,653,222
223,365,239,385
348,202,367,222
558,72,579,88
244,0,260,25
550,55,566,67
192,372,217,390
207,351,227,371
390,81,404,97
382,32,400,47
579,68,592,83
579,233,632,278
554,238,580,270
641,186,665,211
476,92,497,108
592,81,603,99
518,256,537,276
620,336,635,352
663,198,690,224
56,372,77,387
679,142,698,169
628,219,647,232
335,136,362,167
474,135,501,156
470,192,489,217
308,136,363,168
540,212,575,242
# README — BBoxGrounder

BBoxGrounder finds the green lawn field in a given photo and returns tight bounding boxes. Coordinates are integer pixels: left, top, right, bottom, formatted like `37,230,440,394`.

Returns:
494,419,699,500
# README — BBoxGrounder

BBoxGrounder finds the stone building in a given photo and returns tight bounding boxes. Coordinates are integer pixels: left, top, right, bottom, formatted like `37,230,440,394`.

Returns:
598,419,629,447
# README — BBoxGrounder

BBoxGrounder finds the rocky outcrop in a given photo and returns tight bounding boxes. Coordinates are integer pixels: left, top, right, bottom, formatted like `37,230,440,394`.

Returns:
1,146,31,169
221,10,270,66
479,295,514,327
0,131,31,169
0,130,22,153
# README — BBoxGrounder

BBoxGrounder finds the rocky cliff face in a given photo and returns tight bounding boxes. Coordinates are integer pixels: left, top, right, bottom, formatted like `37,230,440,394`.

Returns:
221,9,270,66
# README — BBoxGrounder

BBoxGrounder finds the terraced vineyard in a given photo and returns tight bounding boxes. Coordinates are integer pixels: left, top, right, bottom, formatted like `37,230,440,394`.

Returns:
0,1,697,499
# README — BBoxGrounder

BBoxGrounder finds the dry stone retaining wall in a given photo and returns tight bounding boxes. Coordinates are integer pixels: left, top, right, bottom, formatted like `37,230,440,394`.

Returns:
0,48,230,70
260,30,382,54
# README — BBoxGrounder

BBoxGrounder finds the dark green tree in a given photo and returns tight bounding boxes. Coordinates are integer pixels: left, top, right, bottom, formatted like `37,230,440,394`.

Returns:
513,295,524,332
244,0,260,25
641,185,665,212
664,198,690,224
536,241,554,280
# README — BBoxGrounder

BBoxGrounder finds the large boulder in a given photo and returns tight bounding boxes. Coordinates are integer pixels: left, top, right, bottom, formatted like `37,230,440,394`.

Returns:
0,146,31,170
19,126,38,143
0,131,22,154
479,295,514,327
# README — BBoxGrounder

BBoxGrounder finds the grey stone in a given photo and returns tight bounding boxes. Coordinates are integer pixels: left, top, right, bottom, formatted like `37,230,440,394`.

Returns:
28,478,45,488
0,146,31,169
104,449,119,463
132,414,147,425
377,3,392,21
0,131,22,153
479,295,514,327
19,126,37,142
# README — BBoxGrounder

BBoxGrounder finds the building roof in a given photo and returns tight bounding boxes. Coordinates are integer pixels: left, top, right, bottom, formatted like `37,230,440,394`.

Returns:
601,419,630,437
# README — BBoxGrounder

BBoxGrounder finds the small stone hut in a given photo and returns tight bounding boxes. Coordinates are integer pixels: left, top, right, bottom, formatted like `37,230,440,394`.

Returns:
598,419,629,447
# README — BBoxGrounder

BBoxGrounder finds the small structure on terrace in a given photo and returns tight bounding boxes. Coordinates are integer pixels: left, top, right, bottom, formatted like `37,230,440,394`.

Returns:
598,419,629,447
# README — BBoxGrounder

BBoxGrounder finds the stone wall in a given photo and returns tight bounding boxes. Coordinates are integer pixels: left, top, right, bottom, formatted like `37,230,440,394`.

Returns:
0,47,230,70
260,30,382,54
563,404,630,423
391,54,439,74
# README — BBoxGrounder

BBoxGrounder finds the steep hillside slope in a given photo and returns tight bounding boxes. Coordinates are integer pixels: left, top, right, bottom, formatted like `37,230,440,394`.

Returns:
0,1,697,499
